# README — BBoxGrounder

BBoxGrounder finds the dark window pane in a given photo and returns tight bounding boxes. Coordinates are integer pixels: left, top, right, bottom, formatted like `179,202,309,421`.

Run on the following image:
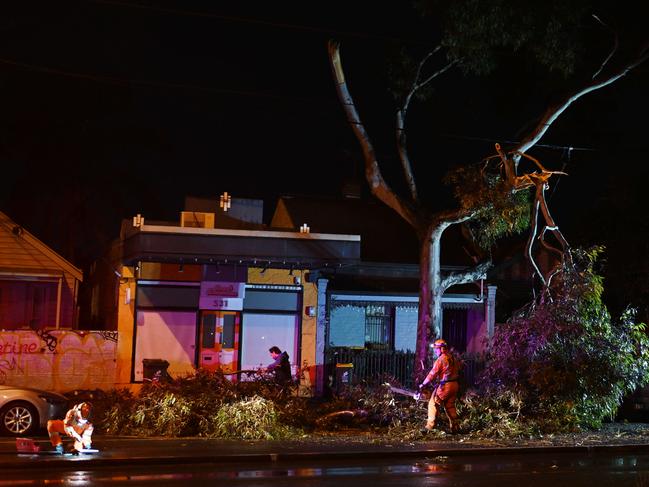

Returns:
243,290,299,311
202,314,216,348
0,280,57,329
137,285,199,308
222,314,236,348
442,308,467,353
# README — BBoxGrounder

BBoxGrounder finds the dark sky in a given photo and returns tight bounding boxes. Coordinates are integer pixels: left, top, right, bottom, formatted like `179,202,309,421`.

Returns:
0,1,426,262
1,0,648,292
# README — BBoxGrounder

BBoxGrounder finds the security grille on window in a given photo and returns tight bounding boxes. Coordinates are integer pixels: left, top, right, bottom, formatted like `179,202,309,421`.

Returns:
364,304,392,349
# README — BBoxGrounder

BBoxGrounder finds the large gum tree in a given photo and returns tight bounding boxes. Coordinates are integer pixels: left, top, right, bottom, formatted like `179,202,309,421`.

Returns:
328,0,648,378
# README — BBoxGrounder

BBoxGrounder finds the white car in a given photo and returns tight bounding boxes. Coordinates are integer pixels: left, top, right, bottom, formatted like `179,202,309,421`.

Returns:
0,385,69,436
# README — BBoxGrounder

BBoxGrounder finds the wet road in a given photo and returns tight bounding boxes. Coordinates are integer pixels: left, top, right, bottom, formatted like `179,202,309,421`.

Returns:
1,451,648,486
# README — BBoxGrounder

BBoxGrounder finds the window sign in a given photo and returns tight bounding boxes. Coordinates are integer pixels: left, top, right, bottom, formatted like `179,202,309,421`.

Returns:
199,281,245,310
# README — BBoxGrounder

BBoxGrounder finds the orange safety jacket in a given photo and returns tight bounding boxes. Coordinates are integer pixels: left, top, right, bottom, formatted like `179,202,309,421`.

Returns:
425,351,460,386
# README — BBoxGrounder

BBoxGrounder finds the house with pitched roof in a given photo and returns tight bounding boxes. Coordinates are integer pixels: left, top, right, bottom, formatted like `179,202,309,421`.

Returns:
0,211,82,330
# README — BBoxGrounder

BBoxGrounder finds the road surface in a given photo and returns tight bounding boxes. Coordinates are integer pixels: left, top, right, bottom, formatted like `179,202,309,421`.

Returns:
1,450,647,486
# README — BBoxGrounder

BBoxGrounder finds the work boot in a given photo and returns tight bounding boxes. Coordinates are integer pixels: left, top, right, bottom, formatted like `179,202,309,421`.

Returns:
54,444,63,454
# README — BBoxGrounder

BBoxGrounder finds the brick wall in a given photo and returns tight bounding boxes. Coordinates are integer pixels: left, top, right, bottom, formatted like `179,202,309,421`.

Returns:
0,329,117,392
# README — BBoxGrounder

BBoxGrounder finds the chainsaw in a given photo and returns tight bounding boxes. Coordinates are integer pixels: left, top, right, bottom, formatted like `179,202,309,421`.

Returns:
385,384,423,401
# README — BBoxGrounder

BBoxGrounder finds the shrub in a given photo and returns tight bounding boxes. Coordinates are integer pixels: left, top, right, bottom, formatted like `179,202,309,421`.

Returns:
99,370,301,439
210,396,292,440
131,391,194,436
480,246,649,430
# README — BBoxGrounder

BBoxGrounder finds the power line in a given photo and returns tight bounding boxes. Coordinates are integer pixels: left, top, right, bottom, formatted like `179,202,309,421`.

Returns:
89,0,430,45
548,146,572,203
439,132,595,152
0,56,322,103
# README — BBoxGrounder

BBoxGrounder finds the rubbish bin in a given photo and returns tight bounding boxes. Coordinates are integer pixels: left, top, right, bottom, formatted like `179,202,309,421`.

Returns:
142,359,170,383
334,363,353,392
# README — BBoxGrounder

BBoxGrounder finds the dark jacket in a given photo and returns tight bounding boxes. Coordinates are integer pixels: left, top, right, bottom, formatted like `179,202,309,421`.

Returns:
267,351,291,383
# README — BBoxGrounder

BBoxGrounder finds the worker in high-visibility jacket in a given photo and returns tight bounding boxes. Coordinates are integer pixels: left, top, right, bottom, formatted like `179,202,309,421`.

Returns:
47,402,93,454
419,339,461,433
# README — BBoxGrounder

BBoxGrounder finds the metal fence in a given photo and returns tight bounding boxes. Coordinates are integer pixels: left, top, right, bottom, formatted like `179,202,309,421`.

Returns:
325,347,485,391
325,347,416,388
462,354,485,389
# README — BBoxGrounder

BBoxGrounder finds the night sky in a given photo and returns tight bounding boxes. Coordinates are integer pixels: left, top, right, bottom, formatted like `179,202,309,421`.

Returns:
1,1,648,315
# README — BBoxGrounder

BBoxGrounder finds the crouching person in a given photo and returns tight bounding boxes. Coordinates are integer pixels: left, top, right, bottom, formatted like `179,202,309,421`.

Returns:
47,402,93,454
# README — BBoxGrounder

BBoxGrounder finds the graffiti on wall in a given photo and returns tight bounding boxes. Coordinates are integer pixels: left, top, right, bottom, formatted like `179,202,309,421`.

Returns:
0,356,24,382
0,330,118,393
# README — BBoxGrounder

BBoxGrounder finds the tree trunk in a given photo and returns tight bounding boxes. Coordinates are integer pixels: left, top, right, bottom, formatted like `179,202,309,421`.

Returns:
415,236,432,378
415,224,443,378
328,40,489,382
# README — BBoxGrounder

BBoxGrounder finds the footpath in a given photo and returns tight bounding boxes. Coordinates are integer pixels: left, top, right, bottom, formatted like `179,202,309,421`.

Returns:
1,422,649,469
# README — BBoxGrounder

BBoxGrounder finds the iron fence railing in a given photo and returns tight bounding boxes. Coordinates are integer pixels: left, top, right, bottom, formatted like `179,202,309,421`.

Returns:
325,347,485,391
325,347,416,388
462,355,485,389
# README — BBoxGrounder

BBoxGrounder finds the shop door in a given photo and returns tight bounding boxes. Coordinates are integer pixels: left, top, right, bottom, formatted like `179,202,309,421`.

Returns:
199,311,240,374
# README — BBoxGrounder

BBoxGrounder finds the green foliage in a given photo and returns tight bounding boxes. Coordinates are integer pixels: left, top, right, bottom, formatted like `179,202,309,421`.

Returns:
332,381,423,428
98,369,301,439
444,164,531,248
417,0,591,76
386,46,436,104
133,391,194,436
459,389,534,437
100,388,135,435
480,246,649,430
211,396,292,440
